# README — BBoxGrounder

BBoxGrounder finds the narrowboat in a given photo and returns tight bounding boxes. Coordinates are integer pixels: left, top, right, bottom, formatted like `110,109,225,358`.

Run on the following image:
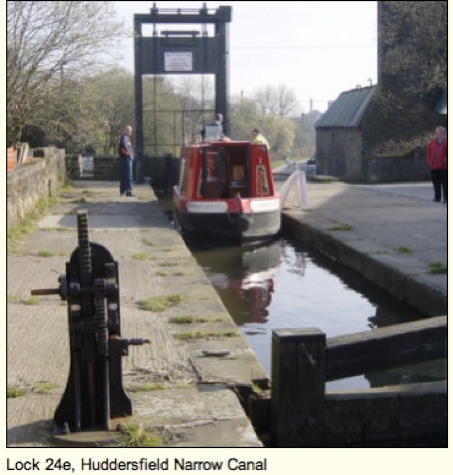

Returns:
173,132,281,243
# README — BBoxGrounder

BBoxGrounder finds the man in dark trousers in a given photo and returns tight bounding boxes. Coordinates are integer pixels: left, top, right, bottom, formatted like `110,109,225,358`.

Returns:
119,125,134,197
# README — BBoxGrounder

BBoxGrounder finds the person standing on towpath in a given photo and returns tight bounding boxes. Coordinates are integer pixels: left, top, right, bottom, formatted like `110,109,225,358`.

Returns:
426,125,447,203
119,125,135,197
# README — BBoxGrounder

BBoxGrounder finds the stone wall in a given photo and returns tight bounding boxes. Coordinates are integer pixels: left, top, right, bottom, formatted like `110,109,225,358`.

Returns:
65,154,83,179
7,147,66,229
93,156,120,180
316,128,363,181
316,128,431,183
62,154,174,187
367,149,430,183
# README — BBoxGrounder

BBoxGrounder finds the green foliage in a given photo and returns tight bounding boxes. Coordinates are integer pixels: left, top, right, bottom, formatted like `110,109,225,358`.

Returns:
86,68,135,154
429,261,447,274
37,250,66,257
174,330,239,340
169,316,210,324
328,223,353,232
366,1,447,156
132,252,150,261
397,246,413,254
7,184,69,253
118,423,164,447
379,1,447,96
7,386,27,398
34,382,57,394
137,294,185,312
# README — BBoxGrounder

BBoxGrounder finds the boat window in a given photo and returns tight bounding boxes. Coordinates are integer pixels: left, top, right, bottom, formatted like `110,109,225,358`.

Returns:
232,165,245,181
256,165,269,196
225,146,249,198
200,147,227,198
205,151,219,182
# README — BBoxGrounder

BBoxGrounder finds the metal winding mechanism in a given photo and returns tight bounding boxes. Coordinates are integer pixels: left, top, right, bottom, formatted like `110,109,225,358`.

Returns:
31,209,150,434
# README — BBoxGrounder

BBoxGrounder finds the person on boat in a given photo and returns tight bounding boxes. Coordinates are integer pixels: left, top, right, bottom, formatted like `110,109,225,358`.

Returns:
214,113,223,127
202,113,230,142
252,129,270,149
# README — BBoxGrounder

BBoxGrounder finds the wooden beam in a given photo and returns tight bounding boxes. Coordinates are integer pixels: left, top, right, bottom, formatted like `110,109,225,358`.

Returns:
326,316,447,381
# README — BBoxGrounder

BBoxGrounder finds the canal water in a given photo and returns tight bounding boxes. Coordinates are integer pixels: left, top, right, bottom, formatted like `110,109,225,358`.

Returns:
157,195,445,391
186,236,446,391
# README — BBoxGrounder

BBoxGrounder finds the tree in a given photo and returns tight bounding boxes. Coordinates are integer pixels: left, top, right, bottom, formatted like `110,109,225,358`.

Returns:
265,115,296,158
275,84,299,117
229,93,296,159
253,84,299,118
379,1,447,99
7,1,124,146
254,85,276,116
291,110,322,159
86,68,135,154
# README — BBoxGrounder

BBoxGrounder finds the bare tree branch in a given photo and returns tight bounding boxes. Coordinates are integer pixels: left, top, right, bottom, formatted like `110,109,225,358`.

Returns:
7,1,125,145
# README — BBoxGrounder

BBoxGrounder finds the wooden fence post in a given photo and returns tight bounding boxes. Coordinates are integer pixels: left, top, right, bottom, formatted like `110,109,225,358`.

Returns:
270,328,326,447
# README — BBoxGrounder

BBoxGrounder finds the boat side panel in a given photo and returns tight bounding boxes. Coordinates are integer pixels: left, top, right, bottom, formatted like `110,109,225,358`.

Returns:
180,146,203,199
174,207,281,242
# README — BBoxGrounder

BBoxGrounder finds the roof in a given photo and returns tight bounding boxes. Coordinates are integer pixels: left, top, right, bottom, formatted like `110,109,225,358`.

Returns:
315,86,376,128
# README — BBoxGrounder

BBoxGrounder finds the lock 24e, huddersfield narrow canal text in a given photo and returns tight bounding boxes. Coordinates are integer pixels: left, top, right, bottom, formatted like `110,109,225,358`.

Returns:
5,457,269,471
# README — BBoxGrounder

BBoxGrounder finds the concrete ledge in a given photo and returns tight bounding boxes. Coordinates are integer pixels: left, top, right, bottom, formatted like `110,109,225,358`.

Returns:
281,212,447,316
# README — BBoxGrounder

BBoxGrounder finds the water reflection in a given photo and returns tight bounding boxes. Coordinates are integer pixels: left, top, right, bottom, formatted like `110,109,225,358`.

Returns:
188,236,446,389
189,239,281,325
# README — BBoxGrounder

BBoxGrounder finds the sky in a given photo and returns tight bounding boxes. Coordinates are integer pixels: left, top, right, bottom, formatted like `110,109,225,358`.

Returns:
113,1,377,114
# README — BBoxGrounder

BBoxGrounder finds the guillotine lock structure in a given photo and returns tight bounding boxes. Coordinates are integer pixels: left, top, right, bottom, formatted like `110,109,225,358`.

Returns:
134,3,232,184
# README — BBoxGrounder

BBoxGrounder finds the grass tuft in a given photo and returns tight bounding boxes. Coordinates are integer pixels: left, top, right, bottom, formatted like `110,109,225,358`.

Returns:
429,261,447,274
174,330,239,340
328,223,353,231
118,423,164,447
7,386,27,398
137,294,185,312
397,246,413,254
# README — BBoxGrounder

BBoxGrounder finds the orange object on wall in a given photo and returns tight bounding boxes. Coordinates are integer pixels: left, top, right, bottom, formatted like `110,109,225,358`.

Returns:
7,147,15,172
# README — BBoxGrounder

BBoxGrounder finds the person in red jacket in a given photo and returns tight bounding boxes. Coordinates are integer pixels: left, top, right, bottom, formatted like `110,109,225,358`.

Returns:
426,125,447,203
